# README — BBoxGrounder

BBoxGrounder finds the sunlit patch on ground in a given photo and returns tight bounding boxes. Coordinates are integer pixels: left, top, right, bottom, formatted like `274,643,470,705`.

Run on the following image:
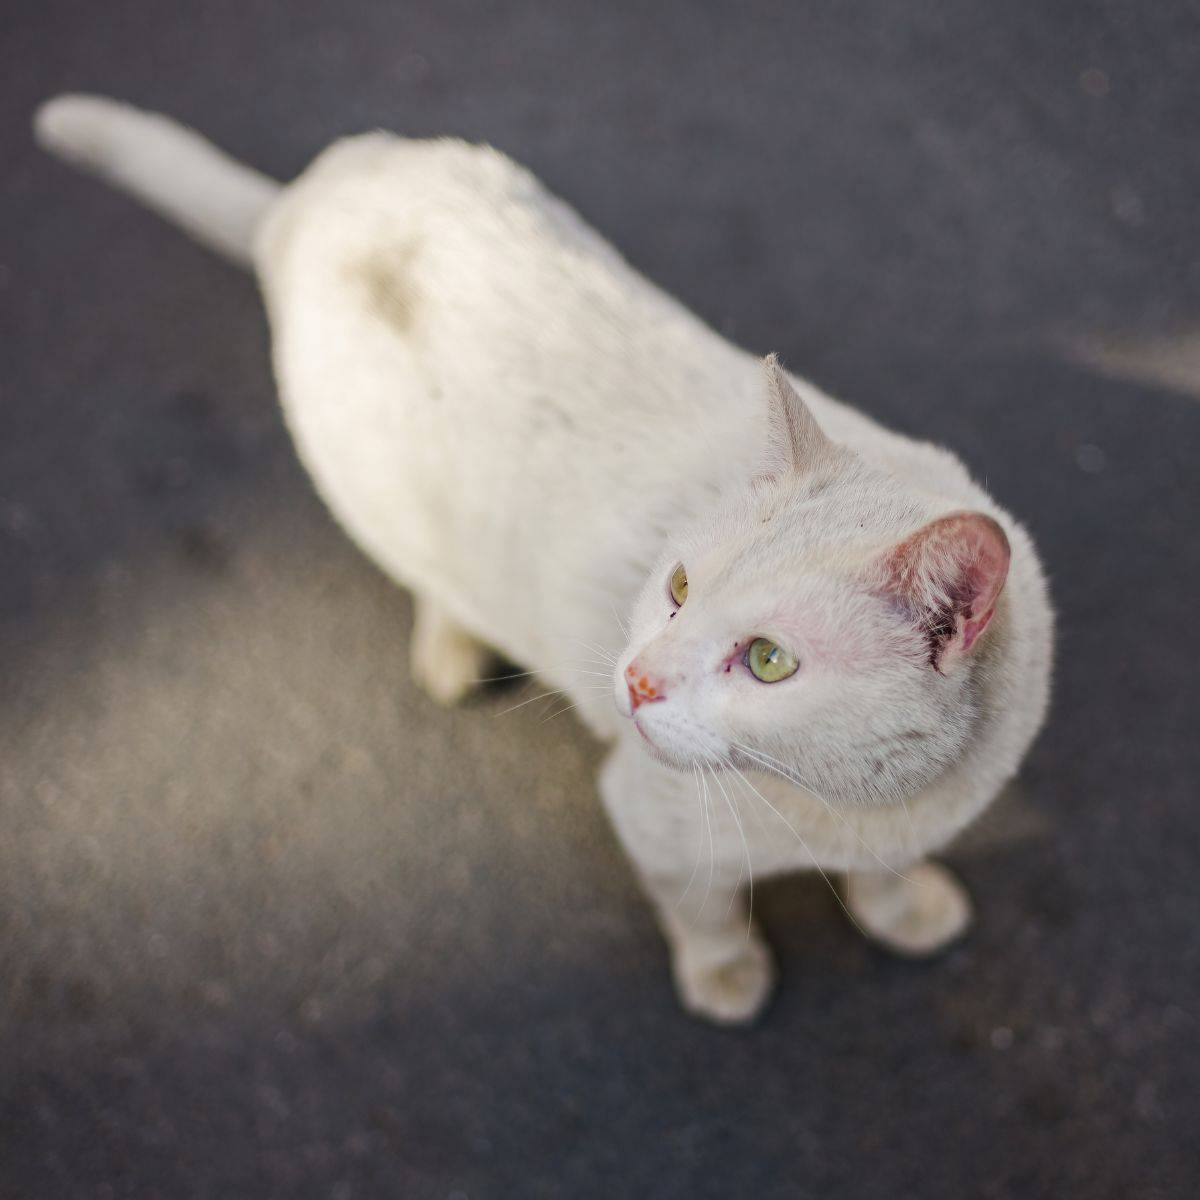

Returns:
1064,330,1200,402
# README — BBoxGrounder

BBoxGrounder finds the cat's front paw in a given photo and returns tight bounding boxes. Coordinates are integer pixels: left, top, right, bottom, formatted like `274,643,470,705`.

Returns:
671,930,776,1025
845,860,972,958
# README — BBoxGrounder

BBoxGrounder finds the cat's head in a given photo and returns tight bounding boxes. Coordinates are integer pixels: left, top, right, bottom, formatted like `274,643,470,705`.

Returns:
613,357,1010,804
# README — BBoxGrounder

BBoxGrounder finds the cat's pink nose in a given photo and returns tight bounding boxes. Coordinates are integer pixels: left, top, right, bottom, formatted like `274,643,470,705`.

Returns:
625,664,665,711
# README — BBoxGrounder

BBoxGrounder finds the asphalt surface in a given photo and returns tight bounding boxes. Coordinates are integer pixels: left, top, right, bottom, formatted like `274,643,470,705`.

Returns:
3,2,1199,1197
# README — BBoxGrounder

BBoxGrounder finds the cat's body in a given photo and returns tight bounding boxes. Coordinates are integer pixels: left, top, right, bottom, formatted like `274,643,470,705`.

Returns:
36,96,1053,1023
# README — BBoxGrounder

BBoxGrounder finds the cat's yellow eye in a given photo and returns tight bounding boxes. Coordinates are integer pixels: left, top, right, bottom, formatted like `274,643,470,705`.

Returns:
669,563,689,606
747,638,798,683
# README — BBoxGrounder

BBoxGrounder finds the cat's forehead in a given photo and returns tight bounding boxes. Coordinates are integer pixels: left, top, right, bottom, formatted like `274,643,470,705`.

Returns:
682,469,922,590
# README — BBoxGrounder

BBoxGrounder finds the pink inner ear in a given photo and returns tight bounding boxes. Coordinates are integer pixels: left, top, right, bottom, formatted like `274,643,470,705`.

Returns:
885,512,1011,670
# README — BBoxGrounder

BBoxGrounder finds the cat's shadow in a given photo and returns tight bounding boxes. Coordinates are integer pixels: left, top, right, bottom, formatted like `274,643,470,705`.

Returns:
478,659,545,699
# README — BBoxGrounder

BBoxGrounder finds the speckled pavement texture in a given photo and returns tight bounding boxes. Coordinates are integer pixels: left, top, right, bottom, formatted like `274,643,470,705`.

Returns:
2,2,1198,1197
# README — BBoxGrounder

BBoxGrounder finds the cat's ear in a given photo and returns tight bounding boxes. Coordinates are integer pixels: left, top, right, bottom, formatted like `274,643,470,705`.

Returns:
761,354,838,475
880,512,1010,673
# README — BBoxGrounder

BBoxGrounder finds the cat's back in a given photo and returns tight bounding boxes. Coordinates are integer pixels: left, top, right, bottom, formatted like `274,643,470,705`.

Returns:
255,130,638,320
251,131,753,684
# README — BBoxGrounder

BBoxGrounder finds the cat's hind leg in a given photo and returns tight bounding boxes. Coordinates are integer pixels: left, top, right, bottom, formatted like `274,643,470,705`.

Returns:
409,595,492,706
844,861,972,957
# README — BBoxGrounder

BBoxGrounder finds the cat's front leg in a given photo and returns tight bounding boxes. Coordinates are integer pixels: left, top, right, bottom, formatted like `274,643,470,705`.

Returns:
648,874,775,1025
409,595,492,706
844,861,972,957
599,742,775,1025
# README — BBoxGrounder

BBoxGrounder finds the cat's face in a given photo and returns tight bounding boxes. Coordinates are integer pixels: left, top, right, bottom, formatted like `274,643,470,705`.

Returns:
611,359,1009,806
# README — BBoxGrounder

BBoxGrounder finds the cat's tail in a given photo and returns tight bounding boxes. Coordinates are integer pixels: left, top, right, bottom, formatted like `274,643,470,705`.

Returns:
33,94,280,268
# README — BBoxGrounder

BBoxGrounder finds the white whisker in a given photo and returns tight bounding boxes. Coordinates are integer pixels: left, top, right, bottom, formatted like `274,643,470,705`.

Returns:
733,743,920,887
608,599,630,639
537,688,613,721
724,763,770,838
473,664,612,684
540,700,581,724
711,759,754,934
573,638,617,665
725,760,867,937
676,763,707,914
491,688,565,717
898,792,918,852
698,761,716,919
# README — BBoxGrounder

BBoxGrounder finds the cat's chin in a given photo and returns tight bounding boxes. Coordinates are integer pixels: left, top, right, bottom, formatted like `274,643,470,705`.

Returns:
632,717,676,765
630,715,722,773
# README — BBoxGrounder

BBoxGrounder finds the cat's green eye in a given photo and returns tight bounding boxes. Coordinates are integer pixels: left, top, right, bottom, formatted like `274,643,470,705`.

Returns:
747,638,798,683
669,563,689,606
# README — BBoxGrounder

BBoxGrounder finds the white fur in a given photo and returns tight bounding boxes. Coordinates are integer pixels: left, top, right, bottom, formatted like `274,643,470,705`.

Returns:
37,97,1054,1023
34,95,277,265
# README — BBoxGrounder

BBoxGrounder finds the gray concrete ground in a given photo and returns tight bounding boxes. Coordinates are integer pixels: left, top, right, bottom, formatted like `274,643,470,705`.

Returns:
2,2,1199,1196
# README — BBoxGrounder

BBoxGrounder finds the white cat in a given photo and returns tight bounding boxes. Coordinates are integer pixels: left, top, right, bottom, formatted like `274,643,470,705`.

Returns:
35,95,1053,1024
